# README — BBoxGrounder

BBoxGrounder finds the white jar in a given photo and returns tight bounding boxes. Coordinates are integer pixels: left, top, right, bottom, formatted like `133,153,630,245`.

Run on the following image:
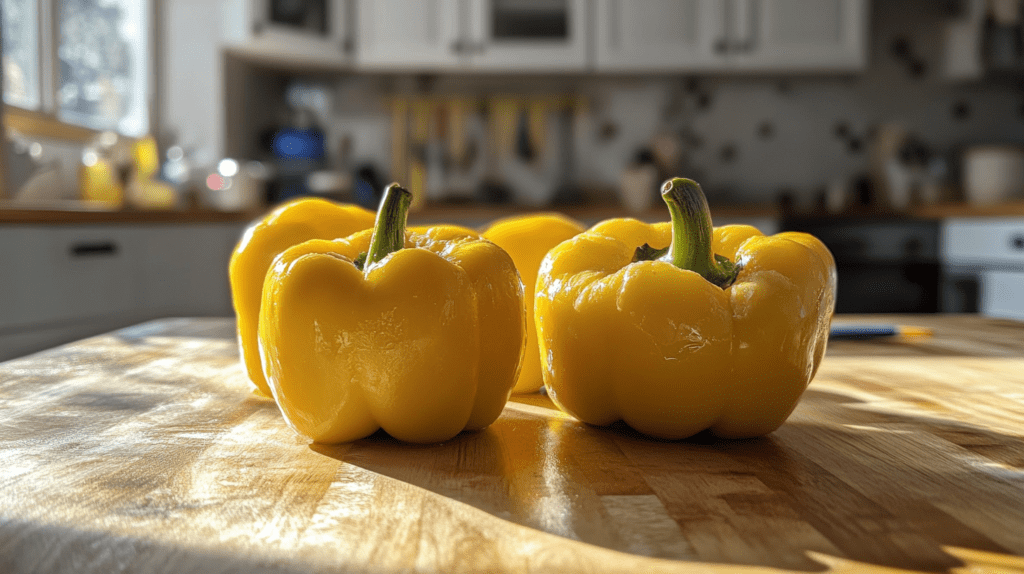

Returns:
963,146,1024,205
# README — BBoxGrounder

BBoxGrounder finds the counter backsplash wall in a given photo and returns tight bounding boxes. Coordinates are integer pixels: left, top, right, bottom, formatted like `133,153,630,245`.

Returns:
251,0,1024,209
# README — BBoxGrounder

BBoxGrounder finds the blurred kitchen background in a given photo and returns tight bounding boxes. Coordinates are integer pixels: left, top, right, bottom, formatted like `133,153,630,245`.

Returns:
1,0,1023,361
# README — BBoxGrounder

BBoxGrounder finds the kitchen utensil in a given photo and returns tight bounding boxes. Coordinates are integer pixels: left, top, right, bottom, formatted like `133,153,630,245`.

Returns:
869,122,909,211
829,324,933,340
963,145,1024,205
502,103,565,207
390,98,410,194
490,97,520,166
527,99,549,165
447,98,471,169
825,178,849,214
942,0,985,80
984,0,1024,69
445,113,487,201
514,107,535,163
408,99,433,209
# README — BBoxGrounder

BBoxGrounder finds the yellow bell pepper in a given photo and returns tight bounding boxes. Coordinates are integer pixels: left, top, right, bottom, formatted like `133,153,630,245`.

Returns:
229,198,375,396
535,178,836,440
258,184,526,444
482,213,585,393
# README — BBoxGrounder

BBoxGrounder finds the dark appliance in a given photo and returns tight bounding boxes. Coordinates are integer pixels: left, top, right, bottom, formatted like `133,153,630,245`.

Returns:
270,0,328,32
781,218,942,313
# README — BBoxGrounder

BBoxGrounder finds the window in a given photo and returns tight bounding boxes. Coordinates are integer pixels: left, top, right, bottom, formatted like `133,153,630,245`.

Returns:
2,0,42,110
3,0,151,138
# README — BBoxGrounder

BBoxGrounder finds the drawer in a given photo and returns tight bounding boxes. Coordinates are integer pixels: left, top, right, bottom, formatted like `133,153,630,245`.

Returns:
981,270,1024,321
0,226,143,330
942,218,1024,268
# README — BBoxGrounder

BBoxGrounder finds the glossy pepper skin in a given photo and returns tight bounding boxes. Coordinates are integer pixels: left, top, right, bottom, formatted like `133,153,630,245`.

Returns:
535,178,836,440
229,198,375,396
258,184,526,444
482,214,585,393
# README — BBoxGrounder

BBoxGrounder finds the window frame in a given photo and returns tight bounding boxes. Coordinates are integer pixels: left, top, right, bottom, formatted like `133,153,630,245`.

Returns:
3,0,160,145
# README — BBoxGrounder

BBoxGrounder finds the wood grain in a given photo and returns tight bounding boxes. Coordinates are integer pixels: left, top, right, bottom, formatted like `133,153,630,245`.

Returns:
1,315,1023,574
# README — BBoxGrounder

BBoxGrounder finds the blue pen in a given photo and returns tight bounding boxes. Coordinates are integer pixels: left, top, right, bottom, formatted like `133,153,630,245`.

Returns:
829,324,933,341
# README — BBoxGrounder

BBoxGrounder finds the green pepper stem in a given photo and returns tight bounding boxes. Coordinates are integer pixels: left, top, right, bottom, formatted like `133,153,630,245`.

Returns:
364,183,412,271
661,177,739,289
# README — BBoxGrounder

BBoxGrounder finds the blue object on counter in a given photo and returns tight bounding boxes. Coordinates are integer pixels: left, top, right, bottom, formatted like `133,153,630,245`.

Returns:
271,128,325,160
829,324,933,341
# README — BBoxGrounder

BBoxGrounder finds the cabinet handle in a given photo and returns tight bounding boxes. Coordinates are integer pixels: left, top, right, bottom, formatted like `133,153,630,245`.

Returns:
451,40,484,54
1011,234,1024,251
70,241,118,258
715,39,730,54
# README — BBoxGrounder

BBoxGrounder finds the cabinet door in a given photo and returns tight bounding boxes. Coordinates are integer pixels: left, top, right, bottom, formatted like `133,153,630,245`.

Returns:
140,224,246,318
594,0,725,71
356,0,463,69
730,0,867,71
467,0,589,71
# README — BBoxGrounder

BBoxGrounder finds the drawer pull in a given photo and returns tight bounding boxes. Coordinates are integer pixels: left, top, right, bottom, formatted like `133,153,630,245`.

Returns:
70,241,118,257
1012,235,1024,251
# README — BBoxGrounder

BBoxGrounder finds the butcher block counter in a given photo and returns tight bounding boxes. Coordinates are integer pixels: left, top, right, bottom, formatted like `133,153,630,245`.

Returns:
1,315,1023,574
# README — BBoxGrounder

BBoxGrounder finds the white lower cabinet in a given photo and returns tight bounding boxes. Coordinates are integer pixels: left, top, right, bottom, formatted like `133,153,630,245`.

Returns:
942,218,1024,320
0,222,247,362
0,226,145,332
981,270,1024,321
139,225,246,318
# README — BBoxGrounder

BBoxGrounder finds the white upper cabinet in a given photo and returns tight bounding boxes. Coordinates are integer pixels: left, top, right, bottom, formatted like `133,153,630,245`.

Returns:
229,0,355,68
356,0,465,70
466,0,589,71
595,0,724,71
227,0,867,72
729,0,867,71
594,0,867,72
356,0,588,71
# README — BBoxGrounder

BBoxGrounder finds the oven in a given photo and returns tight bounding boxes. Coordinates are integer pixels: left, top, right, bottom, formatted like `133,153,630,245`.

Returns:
781,217,942,314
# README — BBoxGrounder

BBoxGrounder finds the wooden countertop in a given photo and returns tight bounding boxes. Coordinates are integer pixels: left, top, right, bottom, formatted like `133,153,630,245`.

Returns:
1,315,1023,573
